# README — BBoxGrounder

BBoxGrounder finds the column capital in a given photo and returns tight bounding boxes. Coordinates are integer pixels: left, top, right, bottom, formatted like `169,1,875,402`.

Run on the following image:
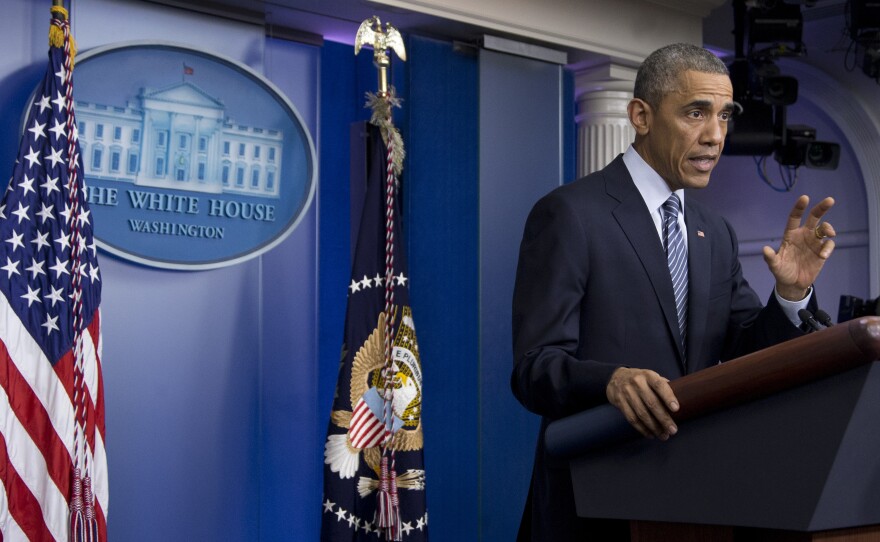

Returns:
574,63,638,99
574,63,636,176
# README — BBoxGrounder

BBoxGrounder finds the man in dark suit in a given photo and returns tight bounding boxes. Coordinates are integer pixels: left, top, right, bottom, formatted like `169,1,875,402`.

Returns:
511,43,836,541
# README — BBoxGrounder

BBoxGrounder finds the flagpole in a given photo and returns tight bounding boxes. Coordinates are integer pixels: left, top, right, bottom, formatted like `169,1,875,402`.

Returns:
51,0,66,24
355,17,407,542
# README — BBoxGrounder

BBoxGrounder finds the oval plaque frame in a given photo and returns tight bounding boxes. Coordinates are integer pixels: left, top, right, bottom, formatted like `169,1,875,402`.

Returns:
66,41,316,270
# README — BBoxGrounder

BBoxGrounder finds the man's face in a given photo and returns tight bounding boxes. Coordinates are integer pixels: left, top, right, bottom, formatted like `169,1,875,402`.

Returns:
636,70,735,192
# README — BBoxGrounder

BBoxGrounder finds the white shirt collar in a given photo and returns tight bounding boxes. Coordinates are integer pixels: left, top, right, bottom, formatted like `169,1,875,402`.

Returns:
622,145,685,219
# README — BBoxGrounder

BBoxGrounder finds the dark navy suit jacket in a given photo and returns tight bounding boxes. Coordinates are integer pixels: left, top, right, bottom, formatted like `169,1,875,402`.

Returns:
511,156,813,541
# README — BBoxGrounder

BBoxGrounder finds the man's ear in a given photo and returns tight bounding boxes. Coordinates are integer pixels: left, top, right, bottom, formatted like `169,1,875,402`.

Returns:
628,98,651,136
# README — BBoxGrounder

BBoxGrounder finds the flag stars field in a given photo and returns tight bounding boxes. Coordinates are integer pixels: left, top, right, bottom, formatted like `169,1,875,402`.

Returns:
348,271,409,294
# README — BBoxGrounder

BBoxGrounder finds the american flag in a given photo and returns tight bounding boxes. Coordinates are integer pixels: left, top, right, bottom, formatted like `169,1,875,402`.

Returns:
0,12,108,541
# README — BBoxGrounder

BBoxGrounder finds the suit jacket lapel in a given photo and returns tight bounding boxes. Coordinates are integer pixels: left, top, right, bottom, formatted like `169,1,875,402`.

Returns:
684,203,710,373
604,158,683,363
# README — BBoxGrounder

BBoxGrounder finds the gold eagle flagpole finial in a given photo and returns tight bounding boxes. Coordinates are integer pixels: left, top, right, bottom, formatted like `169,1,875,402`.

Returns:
354,16,406,97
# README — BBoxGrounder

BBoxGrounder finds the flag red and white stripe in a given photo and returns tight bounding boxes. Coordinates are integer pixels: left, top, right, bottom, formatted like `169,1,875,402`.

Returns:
0,304,108,540
349,397,385,450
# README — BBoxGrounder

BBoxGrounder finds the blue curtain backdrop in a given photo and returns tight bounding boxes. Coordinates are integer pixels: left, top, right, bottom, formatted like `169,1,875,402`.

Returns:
405,36,480,541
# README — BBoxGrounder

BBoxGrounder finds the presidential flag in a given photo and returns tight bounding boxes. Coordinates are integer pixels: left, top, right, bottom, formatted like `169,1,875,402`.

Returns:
0,8,107,541
321,112,427,541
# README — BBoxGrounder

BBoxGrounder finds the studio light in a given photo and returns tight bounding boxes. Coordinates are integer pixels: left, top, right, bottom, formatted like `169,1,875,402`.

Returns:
846,1,880,81
747,1,804,54
723,0,840,174
804,141,841,169
762,75,798,106
848,0,880,41
772,125,840,170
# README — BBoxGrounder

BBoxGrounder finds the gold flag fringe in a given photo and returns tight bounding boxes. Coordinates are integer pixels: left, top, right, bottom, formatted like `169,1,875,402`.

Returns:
49,6,77,66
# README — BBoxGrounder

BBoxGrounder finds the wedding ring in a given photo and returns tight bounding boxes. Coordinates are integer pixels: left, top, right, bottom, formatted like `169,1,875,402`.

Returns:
814,225,825,239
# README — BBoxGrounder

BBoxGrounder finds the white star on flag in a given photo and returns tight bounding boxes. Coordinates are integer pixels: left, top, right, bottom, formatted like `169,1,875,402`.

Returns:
21,285,41,307
28,120,46,142
6,230,25,251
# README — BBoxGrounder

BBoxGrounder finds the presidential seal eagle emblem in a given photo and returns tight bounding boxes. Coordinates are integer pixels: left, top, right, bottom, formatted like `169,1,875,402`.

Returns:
325,307,425,497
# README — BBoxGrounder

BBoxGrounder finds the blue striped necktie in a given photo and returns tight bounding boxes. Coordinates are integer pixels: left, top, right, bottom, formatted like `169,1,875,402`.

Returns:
663,194,688,361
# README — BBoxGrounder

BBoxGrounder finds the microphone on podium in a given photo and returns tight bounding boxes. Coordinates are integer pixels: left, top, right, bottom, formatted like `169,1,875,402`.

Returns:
798,309,822,332
814,309,835,327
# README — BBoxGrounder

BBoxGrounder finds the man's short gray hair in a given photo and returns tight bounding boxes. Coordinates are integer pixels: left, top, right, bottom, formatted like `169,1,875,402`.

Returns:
634,43,729,109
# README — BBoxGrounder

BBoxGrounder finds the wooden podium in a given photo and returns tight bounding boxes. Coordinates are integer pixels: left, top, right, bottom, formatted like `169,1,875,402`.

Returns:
545,317,880,541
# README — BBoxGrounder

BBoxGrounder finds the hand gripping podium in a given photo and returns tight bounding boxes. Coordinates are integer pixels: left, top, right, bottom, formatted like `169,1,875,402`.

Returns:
545,317,880,541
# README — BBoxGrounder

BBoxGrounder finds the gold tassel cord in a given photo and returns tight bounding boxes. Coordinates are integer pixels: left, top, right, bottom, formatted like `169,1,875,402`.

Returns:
48,6,77,67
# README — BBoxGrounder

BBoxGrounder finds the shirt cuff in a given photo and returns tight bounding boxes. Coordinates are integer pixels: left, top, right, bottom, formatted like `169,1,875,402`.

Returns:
774,286,813,327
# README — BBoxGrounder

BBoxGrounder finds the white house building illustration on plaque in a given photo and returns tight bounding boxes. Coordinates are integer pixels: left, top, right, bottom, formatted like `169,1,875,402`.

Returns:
76,81,283,198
